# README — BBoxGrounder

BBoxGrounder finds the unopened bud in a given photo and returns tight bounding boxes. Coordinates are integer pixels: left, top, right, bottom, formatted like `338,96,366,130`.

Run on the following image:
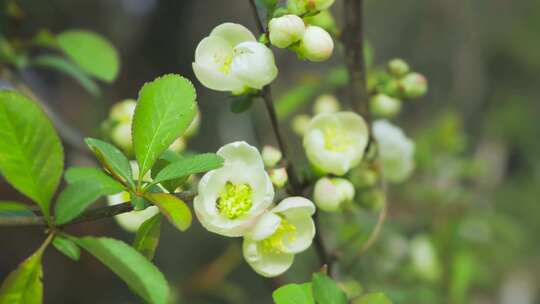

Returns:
270,168,288,188
303,10,337,34
184,110,201,138
292,114,311,136
313,94,340,114
370,94,402,118
169,137,186,153
313,177,355,212
399,72,428,99
288,0,335,15
111,123,132,152
262,145,282,167
388,58,410,77
268,15,305,48
298,25,333,62
110,99,136,124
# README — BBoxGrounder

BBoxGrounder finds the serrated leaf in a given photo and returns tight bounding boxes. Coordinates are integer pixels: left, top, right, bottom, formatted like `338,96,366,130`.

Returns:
354,293,392,304
133,214,161,260
145,193,192,231
52,235,80,261
152,153,223,185
57,30,119,82
64,167,124,192
75,237,169,304
312,273,347,304
54,179,123,225
0,201,34,217
273,282,314,304
32,55,100,96
0,90,64,218
0,235,51,304
84,138,134,188
132,74,196,178
150,150,185,193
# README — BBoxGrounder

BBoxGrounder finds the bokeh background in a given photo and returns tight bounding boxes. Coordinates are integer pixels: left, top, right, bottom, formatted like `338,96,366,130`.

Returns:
1,0,539,303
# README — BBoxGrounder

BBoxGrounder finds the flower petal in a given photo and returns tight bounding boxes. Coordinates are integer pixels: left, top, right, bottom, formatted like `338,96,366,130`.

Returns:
282,215,315,254
230,41,278,89
192,62,244,92
114,206,160,233
272,196,315,218
243,238,295,277
247,211,282,241
217,141,265,168
210,23,256,46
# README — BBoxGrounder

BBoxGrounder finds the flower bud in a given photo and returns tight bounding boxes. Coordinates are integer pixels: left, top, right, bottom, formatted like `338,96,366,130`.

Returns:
110,99,136,124
183,110,201,139
313,94,340,114
169,137,186,153
111,122,132,153
313,177,355,212
288,0,335,15
268,15,305,48
303,10,337,34
370,94,402,118
298,26,333,62
388,58,410,77
269,168,288,188
262,145,282,167
410,235,441,282
399,72,428,99
292,114,311,136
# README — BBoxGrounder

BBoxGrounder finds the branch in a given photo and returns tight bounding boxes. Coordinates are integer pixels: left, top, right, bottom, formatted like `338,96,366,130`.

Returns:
0,191,196,228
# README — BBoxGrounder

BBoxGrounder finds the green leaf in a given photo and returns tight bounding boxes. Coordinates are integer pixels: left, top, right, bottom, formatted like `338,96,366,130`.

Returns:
150,150,186,193
54,179,123,225
0,201,34,217
312,273,347,304
84,138,134,188
230,95,254,113
145,193,192,231
75,236,169,304
132,74,196,178
133,214,161,260
354,293,392,304
0,235,51,304
152,153,223,185
52,235,80,261
273,283,314,304
64,167,125,192
57,30,119,82
0,90,64,218
32,55,101,96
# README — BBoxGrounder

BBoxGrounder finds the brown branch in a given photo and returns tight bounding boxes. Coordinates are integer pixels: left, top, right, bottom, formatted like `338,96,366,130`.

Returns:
0,191,196,228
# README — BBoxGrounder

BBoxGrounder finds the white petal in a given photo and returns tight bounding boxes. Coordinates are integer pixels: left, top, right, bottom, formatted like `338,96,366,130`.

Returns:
210,23,256,46
192,62,244,92
243,238,295,277
194,36,233,69
272,197,315,218
230,42,278,89
303,130,351,175
282,216,315,254
217,141,265,168
247,211,282,241
114,206,159,233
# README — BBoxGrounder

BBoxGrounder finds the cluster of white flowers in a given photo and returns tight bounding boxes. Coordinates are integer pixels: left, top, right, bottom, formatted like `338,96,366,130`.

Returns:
106,99,200,154
194,141,316,277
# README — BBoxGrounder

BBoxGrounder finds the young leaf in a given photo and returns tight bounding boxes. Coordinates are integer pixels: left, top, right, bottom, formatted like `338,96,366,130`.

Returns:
132,74,196,178
84,138,134,188
52,235,80,261
273,282,314,304
150,150,186,193
32,55,101,96
0,90,64,218
75,237,169,304
54,179,123,225
145,193,192,231
0,234,52,303
133,214,161,260
0,201,34,217
57,30,119,82
354,293,393,304
152,153,223,184
312,273,347,304
64,167,124,191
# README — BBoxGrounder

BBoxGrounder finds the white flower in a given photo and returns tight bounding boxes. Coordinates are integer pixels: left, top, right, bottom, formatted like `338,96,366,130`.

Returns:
268,15,305,48
372,120,415,183
410,235,441,282
194,141,274,237
192,23,278,93
243,197,315,277
298,25,334,62
303,112,369,175
313,94,340,114
262,145,282,168
313,177,355,212
370,94,402,118
107,161,158,232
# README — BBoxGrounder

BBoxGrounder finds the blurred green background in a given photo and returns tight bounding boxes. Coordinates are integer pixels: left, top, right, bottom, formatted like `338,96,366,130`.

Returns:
1,0,539,303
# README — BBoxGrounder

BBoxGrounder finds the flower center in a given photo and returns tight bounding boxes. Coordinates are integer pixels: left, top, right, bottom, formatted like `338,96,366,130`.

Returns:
216,182,253,219
259,218,296,254
323,127,353,152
